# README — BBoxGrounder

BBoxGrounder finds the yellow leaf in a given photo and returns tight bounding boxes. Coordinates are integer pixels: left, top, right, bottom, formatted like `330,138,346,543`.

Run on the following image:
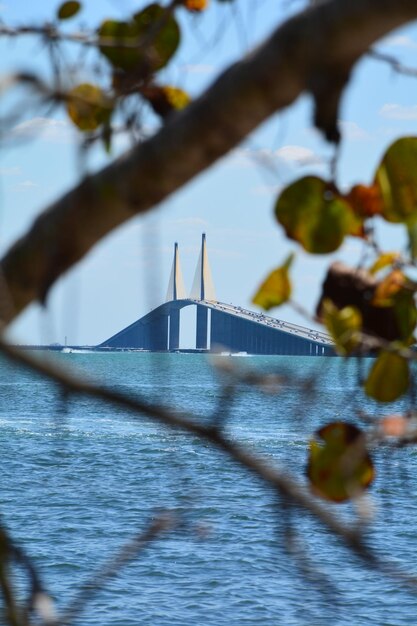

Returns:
365,351,409,402
306,422,374,503
369,252,400,275
162,86,191,110
322,299,362,355
252,253,294,310
66,83,112,132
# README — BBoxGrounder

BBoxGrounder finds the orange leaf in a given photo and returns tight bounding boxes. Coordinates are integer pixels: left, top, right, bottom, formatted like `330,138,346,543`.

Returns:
379,415,409,437
372,269,405,307
184,0,209,11
345,183,383,219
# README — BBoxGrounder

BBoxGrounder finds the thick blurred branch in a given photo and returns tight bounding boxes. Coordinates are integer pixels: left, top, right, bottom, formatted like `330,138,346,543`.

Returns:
0,0,417,320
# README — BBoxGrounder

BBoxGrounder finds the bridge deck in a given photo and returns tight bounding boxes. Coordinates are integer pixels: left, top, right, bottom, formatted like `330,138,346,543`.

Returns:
99,298,334,353
193,300,333,346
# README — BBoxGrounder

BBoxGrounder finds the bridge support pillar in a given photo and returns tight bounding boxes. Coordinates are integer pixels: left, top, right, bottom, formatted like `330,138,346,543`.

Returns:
148,312,168,351
196,305,208,350
169,307,180,351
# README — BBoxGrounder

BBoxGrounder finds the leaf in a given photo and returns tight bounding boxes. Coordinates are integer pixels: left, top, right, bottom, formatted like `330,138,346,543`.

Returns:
275,177,354,254
66,84,112,132
344,183,383,219
306,421,374,503
379,414,409,437
392,291,417,343
252,253,294,310
98,20,142,71
365,351,409,402
372,269,405,307
322,299,362,355
98,4,180,73
375,136,417,223
369,252,400,275
183,0,209,11
141,84,191,118
407,221,417,261
317,261,414,343
133,4,180,71
57,1,81,20
162,86,190,110
371,269,417,341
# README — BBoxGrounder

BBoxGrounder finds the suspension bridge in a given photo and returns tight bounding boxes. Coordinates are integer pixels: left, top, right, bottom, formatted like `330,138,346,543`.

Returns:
99,234,335,355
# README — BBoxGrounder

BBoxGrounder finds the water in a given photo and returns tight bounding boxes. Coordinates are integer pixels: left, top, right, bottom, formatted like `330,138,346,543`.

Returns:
0,352,417,625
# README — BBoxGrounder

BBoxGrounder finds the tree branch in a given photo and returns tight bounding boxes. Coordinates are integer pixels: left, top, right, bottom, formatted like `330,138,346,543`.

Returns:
3,338,417,594
0,336,365,552
1,0,417,320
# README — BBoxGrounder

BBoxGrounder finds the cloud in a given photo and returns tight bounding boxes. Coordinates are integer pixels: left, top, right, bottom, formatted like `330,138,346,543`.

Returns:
339,120,370,141
379,103,417,120
227,145,323,168
13,179,39,190
251,184,282,197
180,64,215,75
0,166,21,176
227,147,275,168
379,35,417,49
7,117,75,143
275,145,323,165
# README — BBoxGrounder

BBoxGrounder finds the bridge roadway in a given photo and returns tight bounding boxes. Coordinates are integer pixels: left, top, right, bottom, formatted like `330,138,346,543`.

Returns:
100,298,335,355
196,299,333,346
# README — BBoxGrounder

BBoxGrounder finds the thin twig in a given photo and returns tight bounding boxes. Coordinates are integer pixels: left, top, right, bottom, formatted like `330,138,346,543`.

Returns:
369,49,417,77
0,336,364,551
58,513,174,626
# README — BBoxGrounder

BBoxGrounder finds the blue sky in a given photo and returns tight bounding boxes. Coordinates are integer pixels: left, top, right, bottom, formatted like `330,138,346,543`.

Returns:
0,1,416,346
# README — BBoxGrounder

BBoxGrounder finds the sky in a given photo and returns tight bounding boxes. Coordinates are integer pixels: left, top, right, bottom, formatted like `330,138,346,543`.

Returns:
0,0,416,347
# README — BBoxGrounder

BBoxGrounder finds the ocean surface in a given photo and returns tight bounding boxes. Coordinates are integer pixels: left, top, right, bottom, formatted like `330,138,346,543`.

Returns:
1,352,417,626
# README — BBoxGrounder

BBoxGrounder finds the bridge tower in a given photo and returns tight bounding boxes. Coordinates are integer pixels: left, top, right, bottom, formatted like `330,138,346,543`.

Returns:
166,242,186,350
190,233,216,349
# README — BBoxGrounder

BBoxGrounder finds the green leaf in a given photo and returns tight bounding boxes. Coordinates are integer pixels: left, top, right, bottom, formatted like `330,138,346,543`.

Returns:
252,253,294,310
98,20,141,71
393,291,417,343
375,136,417,223
134,4,180,71
57,1,81,19
66,83,112,132
407,221,417,261
98,3,180,73
365,351,409,402
306,421,374,503
275,177,353,254
322,299,362,355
